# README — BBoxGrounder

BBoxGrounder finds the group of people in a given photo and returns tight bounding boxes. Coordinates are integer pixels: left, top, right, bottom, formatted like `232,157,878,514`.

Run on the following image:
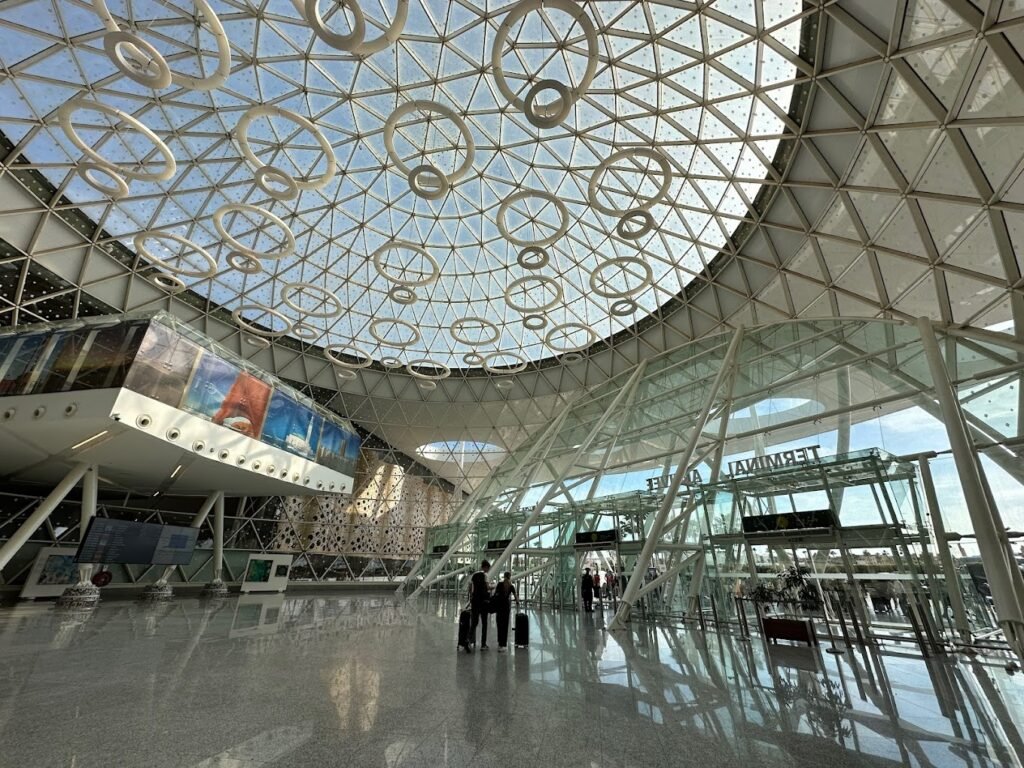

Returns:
580,566,620,612
466,559,520,652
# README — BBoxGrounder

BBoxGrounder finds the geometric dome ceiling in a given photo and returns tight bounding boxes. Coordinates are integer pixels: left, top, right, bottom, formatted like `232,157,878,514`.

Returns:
0,0,806,370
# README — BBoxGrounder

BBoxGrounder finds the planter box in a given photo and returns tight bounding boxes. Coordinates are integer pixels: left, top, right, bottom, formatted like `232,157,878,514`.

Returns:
761,616,818,647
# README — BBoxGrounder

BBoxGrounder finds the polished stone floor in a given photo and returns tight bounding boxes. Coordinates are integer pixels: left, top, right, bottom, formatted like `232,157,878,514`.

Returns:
0,593,1022,768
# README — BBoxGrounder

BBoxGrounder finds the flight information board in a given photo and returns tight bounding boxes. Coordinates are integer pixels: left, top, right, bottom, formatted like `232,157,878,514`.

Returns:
74,518,199,565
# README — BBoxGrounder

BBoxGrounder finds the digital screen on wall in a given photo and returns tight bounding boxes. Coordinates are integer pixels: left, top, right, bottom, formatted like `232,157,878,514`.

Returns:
123,322,201,407
181,352,271,438
74,518,199,565
262,390,322,460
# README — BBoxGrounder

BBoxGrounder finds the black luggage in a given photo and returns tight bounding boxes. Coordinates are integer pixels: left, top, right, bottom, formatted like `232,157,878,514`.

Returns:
513,612,529,648
458,609,473,651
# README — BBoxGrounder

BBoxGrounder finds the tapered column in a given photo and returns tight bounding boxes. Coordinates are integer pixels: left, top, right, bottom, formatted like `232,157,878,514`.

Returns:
0,462,89,574
488,360,649,579
610,326,744,630
56,465,101,609
917,317,1024,659
201,492,228,597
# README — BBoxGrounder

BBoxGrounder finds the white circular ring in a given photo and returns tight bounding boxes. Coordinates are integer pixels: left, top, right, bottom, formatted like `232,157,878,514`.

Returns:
244,335,271,349
291,0,408,55
497,189,570,248
545,322,598,353
58,97,177,182
281,282,342,318
334,367,358,381
494,379,513,390
462,352,484,366
383,100,476,183
450,316,500,346
616,209,656,240
103,30,172,89
235,105,336,191
516,246,549,270
371,241,440,286
325,343,373,369
610,298,639,317
562,352,584,364
406,359,451,380
388,285,418,305
523,314,547,330
589,256,653,299
302,0,365,50
213,203,296,260
483,351,528,374
134,231,216,278
492,0,599,115
231,304,293,338
226,251,262,274
256,165,299,201
417,380,437,391
505,275,563,312
78,163,129,200
587,147,673,216
381,356,404,369
369,317,421,348
150,272,185,294
91,0,231,91
524,78,573,129
292,322,318,340
408,163,450,200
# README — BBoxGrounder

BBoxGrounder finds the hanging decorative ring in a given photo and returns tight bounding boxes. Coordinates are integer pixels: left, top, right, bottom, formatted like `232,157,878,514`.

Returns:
371,241,440,286
255,165,300,201
103,30,172,90
91,0,231,91
58,97,177,182
589,256,653,299
78,163,130,200
388,285,418,305
134,231,217,277
516,246,550,270
523,314,548,330
491,0,598,125
407,164,450,201
213,203,296,260
616,209,656,240
293,0,409,55
545,322,598,353
587,147,672,216
281,282,342,318
235,104,336,191
370,317,421,348
523,78,573,129
226,251,262,274
326,343,373,368
406,359,451,380
383,99,475,197
483,351,528,374
231,303,293,338
149,272,186,294
496,189,569,247
505,275,563,312
450,316,500,346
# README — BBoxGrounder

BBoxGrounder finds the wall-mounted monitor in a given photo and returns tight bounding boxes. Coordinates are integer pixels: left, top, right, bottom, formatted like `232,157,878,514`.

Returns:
74,518,199,565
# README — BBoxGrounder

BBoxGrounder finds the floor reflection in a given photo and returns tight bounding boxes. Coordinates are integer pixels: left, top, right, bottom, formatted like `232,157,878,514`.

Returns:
0,593,1020,768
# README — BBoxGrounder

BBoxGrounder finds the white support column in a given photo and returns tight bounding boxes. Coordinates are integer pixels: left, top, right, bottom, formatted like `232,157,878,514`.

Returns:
201,492,228,597
143,491,221,602
0,462,89,575
407,407,572,599
55,465,101,609
916,455,971,645
917,317,1024,659
610,326,744,631
488,360,650,579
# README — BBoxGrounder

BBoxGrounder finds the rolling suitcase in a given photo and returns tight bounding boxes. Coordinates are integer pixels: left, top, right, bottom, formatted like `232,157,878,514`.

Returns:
513,612,529,648
458,609,473,651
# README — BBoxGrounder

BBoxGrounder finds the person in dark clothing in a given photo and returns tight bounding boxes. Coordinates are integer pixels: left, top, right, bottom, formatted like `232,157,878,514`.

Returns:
467,559,492,651
581,568,594,612
493,571,520,652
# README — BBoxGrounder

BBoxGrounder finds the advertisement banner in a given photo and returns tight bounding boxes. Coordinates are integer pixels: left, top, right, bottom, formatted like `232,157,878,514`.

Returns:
123,322,201,407
181,353,271,438
261,390,322,460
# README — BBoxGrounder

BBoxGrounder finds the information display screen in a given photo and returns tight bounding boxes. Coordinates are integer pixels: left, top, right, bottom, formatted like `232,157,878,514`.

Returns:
74,518,199,565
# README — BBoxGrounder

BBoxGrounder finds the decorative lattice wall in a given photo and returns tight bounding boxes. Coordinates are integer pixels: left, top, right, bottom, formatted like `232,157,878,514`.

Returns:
270,451,459,558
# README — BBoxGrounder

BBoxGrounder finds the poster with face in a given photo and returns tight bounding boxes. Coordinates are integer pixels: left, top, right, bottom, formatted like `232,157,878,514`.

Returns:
261,391,322,460
123,322,201,407
181,353,271,438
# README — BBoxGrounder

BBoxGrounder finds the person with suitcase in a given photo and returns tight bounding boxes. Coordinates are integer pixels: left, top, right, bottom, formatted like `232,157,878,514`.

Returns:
493,571,520,652
466,559,492,652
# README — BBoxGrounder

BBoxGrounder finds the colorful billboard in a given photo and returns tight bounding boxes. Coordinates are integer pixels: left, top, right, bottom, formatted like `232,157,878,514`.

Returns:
181,353,271,438
262,390,322,460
